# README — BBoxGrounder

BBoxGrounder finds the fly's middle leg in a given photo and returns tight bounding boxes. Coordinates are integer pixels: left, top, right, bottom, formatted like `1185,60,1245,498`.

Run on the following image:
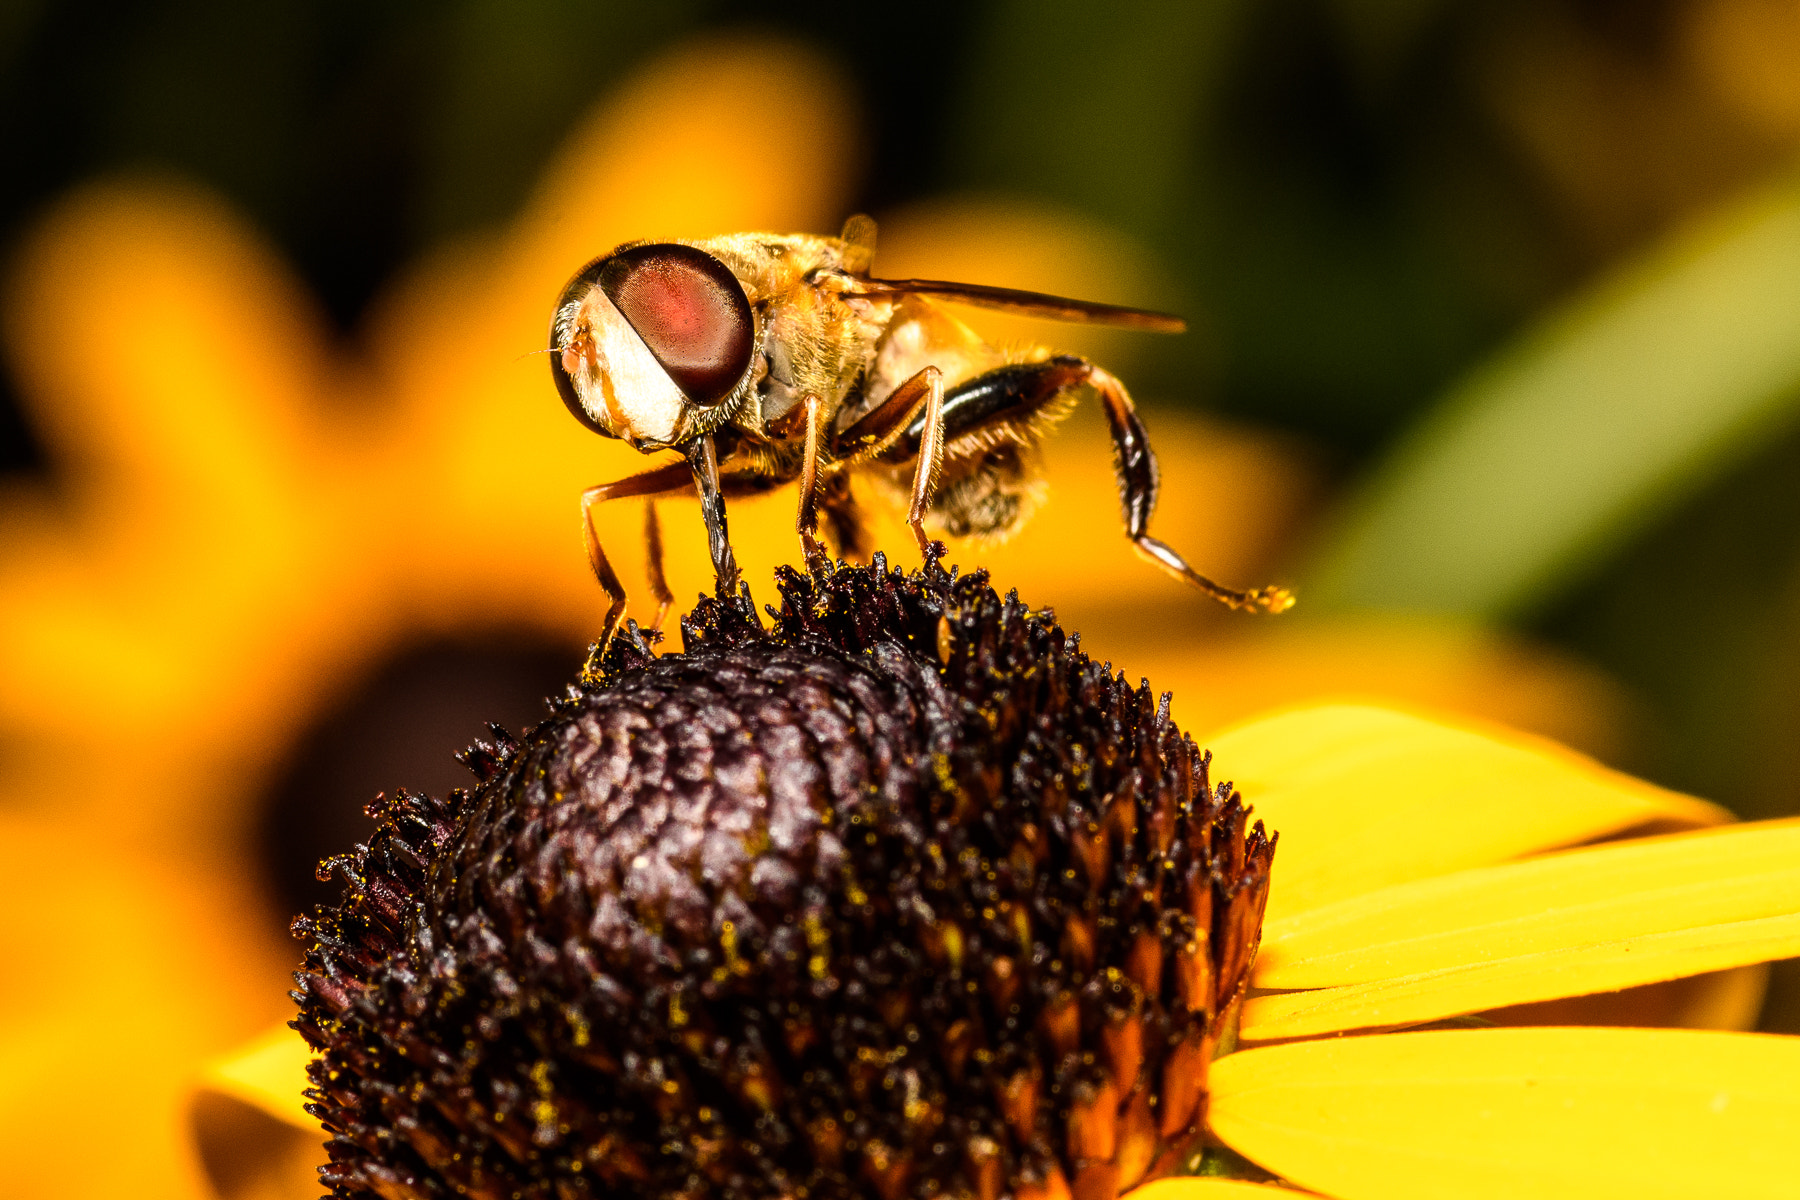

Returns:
794,394,830,574
835,366,945,557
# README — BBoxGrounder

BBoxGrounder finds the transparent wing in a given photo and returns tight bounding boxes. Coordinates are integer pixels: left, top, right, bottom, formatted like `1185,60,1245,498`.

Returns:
852,277,1186,333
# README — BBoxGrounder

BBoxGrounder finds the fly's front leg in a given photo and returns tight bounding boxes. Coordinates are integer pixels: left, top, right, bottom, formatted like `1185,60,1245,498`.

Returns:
1090,363,1294,613
580,459,693,658
580,487,629,655
685,433,742,597
836,366,944,556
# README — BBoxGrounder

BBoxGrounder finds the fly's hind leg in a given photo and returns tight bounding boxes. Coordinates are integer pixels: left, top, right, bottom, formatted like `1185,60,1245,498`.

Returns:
1088,362,1294,612
884,355,1292,612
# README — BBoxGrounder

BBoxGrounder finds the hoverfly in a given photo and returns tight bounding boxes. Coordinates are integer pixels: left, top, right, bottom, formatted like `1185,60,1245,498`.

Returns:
550,215,1292,652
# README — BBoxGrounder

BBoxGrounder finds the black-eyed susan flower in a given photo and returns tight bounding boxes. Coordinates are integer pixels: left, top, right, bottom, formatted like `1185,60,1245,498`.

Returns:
290,557,1276,1200
193,557,1799,1200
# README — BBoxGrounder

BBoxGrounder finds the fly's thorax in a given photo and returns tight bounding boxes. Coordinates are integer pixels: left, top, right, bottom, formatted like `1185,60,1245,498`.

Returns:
692,230,850,293
754,292,888,434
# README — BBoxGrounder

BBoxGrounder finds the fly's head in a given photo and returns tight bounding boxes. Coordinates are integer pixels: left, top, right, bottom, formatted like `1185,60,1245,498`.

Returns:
550,242,758,450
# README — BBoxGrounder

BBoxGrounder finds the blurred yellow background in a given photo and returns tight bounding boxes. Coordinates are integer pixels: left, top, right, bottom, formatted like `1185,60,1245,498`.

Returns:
5,4,1800,1197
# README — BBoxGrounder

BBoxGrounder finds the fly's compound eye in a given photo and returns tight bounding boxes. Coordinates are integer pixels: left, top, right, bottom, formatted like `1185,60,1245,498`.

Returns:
598,244,754,407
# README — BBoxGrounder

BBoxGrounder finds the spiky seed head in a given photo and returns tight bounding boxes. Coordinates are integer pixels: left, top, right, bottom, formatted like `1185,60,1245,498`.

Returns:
292,555,1274,1200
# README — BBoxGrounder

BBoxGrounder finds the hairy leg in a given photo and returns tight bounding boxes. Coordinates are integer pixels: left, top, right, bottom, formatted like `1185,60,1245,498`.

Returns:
1089,363,1292,612
642,500,673,633
579,458,693,659
793,394,829,573
903,370,946,556
886,355,1291,612
686,433,741,597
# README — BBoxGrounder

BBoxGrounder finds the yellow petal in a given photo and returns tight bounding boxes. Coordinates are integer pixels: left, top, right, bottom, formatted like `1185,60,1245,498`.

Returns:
1208,1027,1800,1200
1484,963,1769,1032
0,816,292,1200
1243,911,1800,1041
4,180,329,501
1205,705,1729,924
1243,818,1800,1039
0,180,351,751
191,1026,321,1200
198,1023,315,1130
1258,817,1800,986
1125,1180,1326,1199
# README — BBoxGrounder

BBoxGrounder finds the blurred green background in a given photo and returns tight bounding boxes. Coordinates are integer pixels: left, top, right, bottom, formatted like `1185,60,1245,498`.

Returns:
6,0,1800,1022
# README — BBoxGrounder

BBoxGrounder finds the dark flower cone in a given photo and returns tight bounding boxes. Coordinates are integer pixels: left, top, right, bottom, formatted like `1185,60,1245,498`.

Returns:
292,552,1275,1200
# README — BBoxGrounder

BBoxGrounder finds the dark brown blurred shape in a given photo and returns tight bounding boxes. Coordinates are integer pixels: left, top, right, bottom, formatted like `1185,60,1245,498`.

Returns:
255,632,583,922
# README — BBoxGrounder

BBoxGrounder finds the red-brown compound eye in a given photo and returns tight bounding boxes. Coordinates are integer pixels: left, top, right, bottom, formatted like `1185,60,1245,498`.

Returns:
598,244,754,407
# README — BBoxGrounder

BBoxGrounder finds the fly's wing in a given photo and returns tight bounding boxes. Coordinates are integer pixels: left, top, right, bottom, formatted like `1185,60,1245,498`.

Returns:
852,277,1186,333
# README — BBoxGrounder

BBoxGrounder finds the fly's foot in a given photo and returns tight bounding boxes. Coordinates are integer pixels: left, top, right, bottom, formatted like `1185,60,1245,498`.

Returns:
800,530,830,577
580,619,656,685
921,539,949,579
1235,584,1295,614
